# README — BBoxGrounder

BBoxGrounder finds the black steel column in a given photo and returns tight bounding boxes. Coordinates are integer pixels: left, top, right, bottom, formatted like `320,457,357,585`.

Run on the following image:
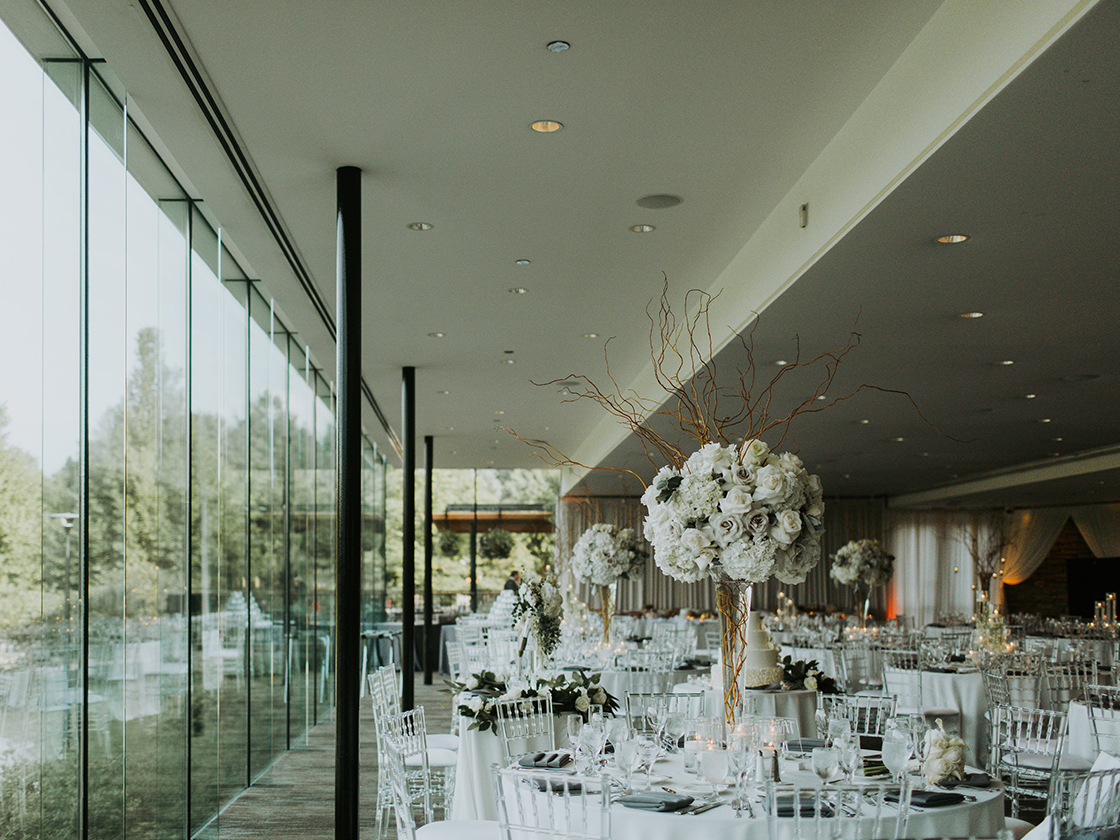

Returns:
470,469,478,611
421,436,434,685
334,165,362,840
401,366,416,709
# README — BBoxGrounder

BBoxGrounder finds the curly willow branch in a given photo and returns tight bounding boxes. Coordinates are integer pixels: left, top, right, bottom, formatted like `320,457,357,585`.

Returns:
505,276,961,482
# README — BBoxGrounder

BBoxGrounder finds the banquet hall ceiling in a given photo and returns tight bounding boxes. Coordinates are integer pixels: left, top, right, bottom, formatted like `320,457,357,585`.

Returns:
45,0,1120,509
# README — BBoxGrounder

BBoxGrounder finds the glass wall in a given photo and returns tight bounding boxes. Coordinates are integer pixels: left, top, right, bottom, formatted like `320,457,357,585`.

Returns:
0,6,388,838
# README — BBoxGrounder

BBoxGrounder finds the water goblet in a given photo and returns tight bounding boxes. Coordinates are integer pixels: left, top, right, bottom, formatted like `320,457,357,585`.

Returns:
698,747,729,801
664,710,687,753
881,733,912,785
616,738,642,793
566,715,583,751
811,747,839,785
827,717,851,745
634,733,660,790
836,734,860,783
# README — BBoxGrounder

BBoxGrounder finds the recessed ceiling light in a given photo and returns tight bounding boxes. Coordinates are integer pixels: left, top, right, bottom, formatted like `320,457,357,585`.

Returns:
509,287,528,294
1040,418,1052,423
427,332,445,338
629,224,656,233
445,426,454,431
636,194,683,209
437,390,450,395
1025,394,1037,399
773,360,789,366
1051,437,1063,442
959,311,984,319
815,395,826,400
515,259,531,265
501,359,516,364
494,410,505,415
530,120,563,133
407,222,433,231
582,333,599,339
998,360,1015,365
546,40,570,53
936,234,970,244
892,437,905,442
860,419,871,424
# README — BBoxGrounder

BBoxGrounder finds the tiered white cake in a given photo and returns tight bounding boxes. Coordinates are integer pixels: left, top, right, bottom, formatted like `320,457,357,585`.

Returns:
710,613,785,695
740,612,784,687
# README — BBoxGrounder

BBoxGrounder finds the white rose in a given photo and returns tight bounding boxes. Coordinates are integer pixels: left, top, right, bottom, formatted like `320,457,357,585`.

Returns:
741,439,770,466
709,512,746,548
466,677,479,690
468,696,484,713
727,461,758,486
680,527,712,557
720,485,754,515
575,694,590,712
769,509,802,546
804,676,818,691
752,464,790,507
594,688,606,704
745,511,770,536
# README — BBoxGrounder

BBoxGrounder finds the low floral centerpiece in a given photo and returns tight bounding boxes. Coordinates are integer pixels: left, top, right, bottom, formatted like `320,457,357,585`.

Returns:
445,669,619,732
779,655,840,694
512,575,563,663
830,538,894,623
921,718,967,785
570,523,646,641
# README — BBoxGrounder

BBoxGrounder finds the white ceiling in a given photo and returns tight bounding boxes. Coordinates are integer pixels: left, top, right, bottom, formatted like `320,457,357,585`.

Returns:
42,0,1120,508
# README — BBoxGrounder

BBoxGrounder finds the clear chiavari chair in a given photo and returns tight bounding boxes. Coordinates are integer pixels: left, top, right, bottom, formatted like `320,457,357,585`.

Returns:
1048,764,1120,840
492,766,611,840
763,777,912,840
493,694,556,766
1084,684,1120,758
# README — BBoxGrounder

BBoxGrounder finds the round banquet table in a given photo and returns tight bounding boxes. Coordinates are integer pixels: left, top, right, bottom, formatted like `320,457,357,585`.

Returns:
610,756,1005,840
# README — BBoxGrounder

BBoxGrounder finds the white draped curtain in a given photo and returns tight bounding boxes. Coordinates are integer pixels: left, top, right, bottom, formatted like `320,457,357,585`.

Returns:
1070,503,1120,559
887,510,977,628
1000,508,1071,590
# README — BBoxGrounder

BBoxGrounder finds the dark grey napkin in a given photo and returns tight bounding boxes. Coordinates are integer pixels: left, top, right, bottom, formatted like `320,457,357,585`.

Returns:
939,772,990,789
784,738,827,752
888,790,964,808
518,751,573,770
617,791,694,811
775,796,834,817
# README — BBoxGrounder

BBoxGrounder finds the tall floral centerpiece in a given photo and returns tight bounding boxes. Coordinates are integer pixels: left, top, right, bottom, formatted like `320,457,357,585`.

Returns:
512,575,563,667
829,538,894,625
641,439,823,722
570,523,646,642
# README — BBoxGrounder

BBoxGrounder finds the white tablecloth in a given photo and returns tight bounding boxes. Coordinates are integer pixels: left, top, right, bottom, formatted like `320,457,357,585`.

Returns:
597,668,707,701
921,669,987,767
778,646,838,681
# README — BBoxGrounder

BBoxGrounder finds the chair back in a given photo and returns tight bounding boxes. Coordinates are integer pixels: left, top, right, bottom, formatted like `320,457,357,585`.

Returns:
881,649,923,713
763,778,911,840
623,692,704,734
817,693,898,739
1049,764,1120,840
492,767,610,840
1084,684,1120,758
494,694,556,765
618,649,675,694
837,643,882,694
380,710,435,827
1041,659,1098,710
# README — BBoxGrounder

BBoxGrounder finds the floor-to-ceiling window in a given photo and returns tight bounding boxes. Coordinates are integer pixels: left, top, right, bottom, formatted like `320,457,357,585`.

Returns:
0,6,386,838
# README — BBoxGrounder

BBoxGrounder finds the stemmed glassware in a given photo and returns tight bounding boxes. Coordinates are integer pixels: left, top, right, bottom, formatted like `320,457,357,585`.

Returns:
728,723,759,817
634,733,660,790
615,736,642,793
664,710,687,753
836,733,860,783
811,747,839,784
698,747,729,801
881,718,913,784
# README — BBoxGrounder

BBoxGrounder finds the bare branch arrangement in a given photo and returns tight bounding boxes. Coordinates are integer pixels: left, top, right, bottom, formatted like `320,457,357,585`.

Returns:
509,279,913,484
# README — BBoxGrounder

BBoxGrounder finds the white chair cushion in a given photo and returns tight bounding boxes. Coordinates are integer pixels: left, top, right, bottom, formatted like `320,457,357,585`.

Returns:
1004,817,1036,839
417,819,500,840
1001,753,1093,771
427,733,460,751
404,747,458,769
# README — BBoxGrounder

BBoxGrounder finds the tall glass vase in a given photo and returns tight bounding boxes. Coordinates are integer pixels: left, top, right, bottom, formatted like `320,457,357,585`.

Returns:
598,583,616,644
716,576,751,726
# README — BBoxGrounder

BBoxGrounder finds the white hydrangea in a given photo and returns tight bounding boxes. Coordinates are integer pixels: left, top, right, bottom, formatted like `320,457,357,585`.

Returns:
642,440,824,585
571,523,647,586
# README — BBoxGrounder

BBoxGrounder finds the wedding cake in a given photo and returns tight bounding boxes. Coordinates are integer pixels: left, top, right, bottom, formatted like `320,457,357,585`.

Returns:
741,613,784,687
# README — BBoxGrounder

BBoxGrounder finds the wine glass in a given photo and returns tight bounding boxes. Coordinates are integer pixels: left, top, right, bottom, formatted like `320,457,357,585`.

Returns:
635,733,661,789
827,717,851,746
566,715,583,751
698,748,729,801
728,725,757,817
836,733,860,783
811,747,839,785
615,738,642,793
665,710,687,753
